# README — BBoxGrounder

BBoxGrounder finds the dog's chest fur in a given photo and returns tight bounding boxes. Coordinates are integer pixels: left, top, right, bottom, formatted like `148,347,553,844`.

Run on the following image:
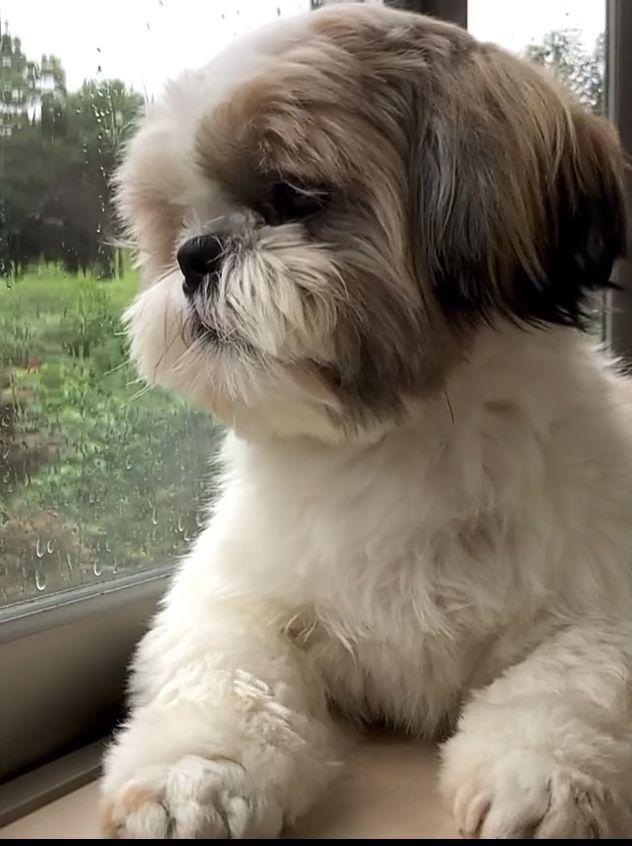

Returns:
194,327,632,735
215,418,546,732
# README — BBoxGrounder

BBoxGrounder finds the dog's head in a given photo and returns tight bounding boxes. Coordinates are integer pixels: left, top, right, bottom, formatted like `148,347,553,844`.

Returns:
117,3,627,442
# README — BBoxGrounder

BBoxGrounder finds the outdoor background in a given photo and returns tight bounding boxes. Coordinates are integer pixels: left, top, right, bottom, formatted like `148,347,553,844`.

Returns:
0,0,606,607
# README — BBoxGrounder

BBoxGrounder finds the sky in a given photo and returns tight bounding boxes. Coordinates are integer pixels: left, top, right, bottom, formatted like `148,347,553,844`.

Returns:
1,0,606,97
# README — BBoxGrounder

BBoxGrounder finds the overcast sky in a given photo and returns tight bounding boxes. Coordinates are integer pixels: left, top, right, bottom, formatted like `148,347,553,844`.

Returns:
1,0,605,97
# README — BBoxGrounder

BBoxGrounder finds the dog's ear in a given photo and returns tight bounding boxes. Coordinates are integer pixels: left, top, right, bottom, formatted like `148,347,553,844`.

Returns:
540,109,628,323
410,46,628,329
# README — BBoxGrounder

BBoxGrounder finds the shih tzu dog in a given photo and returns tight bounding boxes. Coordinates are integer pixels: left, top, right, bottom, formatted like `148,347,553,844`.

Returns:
100,3,632,839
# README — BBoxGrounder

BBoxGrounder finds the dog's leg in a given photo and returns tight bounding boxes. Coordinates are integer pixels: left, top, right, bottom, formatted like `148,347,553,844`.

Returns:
440,623,632,838
99,599,339,838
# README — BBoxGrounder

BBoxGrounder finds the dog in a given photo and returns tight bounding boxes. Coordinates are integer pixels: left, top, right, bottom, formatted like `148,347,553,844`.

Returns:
100,3,632,838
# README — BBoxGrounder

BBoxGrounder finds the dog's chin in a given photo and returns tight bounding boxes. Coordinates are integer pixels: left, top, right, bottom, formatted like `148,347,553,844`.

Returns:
124,277,360,443
191,319,220,346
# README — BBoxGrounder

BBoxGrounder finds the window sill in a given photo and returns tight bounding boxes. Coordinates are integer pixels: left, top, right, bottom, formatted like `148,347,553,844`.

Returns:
0,570,171,786
0,735,456,839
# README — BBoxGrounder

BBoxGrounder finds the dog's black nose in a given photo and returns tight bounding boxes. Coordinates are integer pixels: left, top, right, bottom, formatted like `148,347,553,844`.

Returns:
177,235,225,297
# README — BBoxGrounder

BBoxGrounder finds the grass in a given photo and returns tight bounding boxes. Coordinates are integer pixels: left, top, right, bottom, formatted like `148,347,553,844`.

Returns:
0,265,221,607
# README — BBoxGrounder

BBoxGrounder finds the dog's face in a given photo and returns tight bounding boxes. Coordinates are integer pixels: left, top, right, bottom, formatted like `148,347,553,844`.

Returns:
118,4,627,442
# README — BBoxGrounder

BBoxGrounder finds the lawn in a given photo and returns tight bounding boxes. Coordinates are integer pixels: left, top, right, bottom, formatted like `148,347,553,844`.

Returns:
0,265,221,607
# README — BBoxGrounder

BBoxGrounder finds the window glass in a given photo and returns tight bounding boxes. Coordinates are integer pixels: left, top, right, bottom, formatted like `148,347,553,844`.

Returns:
3,1,603,608
1,1,319,608
468,1,606,115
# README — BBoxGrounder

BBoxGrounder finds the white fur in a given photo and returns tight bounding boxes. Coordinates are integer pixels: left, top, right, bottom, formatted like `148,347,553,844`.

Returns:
102,12,632,839
102,320,632,837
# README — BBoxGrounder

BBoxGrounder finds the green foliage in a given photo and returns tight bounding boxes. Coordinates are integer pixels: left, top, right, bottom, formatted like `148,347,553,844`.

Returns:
0,267,221,606
0,35,143,278
0,27,219,608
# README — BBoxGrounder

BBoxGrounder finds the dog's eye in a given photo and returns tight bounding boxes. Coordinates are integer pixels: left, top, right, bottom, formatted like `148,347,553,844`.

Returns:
264,181,328,226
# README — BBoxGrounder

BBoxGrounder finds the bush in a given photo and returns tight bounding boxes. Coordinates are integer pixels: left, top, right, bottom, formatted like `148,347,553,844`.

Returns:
0,265,220,605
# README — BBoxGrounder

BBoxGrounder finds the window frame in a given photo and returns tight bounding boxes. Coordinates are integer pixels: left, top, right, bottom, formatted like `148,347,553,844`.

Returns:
3,0,630,827
606,0,632,361
0,570,170,824
386,0,466,27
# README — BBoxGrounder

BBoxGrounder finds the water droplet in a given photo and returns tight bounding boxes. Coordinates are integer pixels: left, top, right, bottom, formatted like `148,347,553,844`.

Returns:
35,537,45,559
93,560,102,577
46,538,55,554
66,554,74,573
35,570,47,592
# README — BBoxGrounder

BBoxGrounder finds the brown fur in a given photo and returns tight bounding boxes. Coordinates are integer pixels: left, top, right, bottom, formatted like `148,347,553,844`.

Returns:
116,4,627,432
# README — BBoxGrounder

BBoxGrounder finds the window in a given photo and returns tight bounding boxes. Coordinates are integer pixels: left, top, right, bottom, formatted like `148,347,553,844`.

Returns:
1,0,631,825
2,1,609,609
469,0,605,113
1,2,318,612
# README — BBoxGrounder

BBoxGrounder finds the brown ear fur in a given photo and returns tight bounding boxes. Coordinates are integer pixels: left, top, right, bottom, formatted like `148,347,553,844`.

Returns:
411,42,628,328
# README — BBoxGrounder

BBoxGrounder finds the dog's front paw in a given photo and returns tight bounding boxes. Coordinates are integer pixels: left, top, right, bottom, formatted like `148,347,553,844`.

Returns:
440,737,622,839
101,754,282,838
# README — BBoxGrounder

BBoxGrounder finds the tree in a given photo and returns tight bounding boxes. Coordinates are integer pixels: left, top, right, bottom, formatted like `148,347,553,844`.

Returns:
526,30,604,115
0,29,143,279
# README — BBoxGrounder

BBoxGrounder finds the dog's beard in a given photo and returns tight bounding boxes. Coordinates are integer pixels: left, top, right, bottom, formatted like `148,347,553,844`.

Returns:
124,249,349,440
186,228,340,363
123,274,239,420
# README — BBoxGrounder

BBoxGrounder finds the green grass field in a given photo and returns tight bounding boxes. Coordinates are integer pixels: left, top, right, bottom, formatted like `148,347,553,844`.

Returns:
0,266,220,606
